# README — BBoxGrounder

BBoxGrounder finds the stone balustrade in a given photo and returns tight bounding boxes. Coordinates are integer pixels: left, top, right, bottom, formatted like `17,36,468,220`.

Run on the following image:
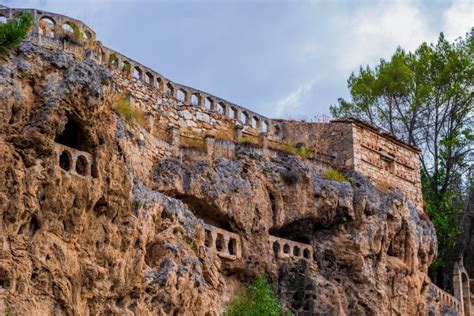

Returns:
268,235,314,261
203,224,242,260
430,283,463,315
54,143,93,178
0,5,283,139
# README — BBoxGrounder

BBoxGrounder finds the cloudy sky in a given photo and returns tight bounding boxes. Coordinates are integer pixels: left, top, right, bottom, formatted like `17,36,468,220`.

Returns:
3,0,473,119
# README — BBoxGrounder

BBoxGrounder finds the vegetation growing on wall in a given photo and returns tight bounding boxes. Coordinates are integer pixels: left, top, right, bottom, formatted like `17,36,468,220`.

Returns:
0,11,33,58
331,29,474,284
224,274,292,316
114,97,146,126
285,141,311,159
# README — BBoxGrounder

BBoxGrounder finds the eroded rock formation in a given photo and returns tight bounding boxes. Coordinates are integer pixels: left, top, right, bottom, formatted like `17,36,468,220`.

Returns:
0,40,442,315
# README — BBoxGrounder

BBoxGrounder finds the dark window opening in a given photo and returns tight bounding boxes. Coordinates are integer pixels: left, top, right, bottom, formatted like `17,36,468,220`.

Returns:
303,249,310,259
59,150,71,171
216,234,224,252
273,241,280,256
75,155,88,176
205,229,213,247
283,244,290,254
55,119,92,152
293,246,300,256
0,268,10,289
228,238,236,255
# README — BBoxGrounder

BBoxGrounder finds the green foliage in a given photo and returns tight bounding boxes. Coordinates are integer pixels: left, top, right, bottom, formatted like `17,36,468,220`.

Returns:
114,98,146,126
122,61,131,73
285,141,311,158
224,274,292,316
70,23,83,41
324,168,349,183
173,226,183,234
330,29,473,275
0,11,33,58
239,135,255,144
108,53,118,64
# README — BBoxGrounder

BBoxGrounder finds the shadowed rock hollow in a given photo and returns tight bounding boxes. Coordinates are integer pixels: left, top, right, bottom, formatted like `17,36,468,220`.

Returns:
0,41,440,315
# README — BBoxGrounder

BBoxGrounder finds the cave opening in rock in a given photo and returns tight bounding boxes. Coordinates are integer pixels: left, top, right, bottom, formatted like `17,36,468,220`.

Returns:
59,150,72,171
175,194,233,231
269,218,317,244
75,155,88,176
55,118,93,152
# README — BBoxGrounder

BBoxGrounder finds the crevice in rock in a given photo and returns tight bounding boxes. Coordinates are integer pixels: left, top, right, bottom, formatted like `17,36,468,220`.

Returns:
55,117,94,152
175,194,233,231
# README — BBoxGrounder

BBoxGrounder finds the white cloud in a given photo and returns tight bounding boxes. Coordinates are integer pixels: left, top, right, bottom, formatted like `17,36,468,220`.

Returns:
273,80,315,117
336,0,436,73
443,0,473,40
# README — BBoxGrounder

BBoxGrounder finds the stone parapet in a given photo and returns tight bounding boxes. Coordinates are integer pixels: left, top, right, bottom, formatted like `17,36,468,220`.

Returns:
203,224,242,260
54,143,94,178
268,235,314,261
430,283,463,315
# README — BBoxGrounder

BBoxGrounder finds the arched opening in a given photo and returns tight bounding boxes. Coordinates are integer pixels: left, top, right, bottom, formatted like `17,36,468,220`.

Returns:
38,17,55,37
217,102,226,114
157,78,164,91
122,61,131,75
84,30,92,41
165,83,174,96
145,72,153,85
62,22,74,33
216,233,224,252
0,267,10,289
273,241,280,256
262,121,269,133
75,155,88,176
228,238,237,255
55,118,93,152
283,244,290,254
0,16,7,24
205,229,213,247
59,150,72,171
251,117,259,129
293,246,300,257
303,249,310,259
229,107,237,119
240,112,249,125
274,125,282,137
191,94,199,106
132,66,142,80
204,97,213,110
177,89,186,101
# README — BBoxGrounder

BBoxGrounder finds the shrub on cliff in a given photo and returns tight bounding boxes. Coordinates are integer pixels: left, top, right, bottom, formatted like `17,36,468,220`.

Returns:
324,168,349,183
0,11,33,58
224,274,292,316
114,98,146,126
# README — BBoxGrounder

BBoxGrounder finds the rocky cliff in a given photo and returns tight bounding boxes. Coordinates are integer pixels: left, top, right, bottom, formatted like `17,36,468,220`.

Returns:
0,42,439,315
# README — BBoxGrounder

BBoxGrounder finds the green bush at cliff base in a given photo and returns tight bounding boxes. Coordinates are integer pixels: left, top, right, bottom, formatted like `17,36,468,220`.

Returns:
0,11,33,58
114,98,146,126
224,274,292,316
239,135,255,144
324,168,349,183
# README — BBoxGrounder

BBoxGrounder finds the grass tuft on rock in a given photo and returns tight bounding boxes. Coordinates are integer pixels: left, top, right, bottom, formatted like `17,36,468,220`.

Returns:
114,97,146,126
324,168,349,183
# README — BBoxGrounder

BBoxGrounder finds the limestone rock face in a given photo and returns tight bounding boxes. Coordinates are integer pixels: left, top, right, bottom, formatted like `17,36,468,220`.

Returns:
0,43,437,315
